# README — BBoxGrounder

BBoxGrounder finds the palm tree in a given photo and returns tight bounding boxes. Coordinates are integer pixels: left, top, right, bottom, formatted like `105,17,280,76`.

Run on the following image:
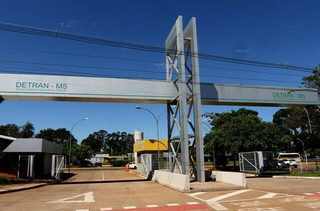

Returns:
19,121,35,138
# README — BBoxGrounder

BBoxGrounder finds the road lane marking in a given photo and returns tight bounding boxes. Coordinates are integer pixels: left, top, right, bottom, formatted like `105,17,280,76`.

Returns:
167,203,179,206
238,207,284,211
231,201,266,208
102,171,105,180
207,201,228,211
258,193,277,199
304,193,314,195
187,202,199,205
123,206,136,209
100,208,113,211
207,189,250,202
189,192,206,197
300,201,320,209
76,209,89,211
146,205,159,208
47,192,95,203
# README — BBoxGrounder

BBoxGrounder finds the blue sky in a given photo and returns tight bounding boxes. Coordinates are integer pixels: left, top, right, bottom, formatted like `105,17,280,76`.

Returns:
0,0,319,142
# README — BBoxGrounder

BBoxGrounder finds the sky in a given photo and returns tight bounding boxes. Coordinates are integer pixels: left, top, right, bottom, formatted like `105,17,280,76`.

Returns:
0,0,319,142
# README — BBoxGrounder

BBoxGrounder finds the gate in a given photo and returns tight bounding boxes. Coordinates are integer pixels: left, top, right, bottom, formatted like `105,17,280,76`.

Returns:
140,154,152,178
239,152,262,173
51,155,66,180
239,151,273,173
17,155,35,180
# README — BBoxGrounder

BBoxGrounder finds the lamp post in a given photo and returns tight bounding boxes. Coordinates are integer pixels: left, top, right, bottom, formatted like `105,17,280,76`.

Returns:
297,137,310,164
303,108,312,134
202,122,215,170
69,117,90,174
136,106,175,170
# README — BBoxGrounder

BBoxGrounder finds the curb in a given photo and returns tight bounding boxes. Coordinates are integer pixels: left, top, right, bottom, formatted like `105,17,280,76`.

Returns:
189,185,247,193
0,179,61,194
273,176,320,179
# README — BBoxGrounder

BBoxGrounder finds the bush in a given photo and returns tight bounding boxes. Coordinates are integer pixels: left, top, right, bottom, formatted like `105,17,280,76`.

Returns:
0,177,25,186
110,160,127,167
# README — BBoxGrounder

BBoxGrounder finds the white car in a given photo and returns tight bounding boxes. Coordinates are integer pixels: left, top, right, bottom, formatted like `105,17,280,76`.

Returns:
128,161,137,169
281,159,298,168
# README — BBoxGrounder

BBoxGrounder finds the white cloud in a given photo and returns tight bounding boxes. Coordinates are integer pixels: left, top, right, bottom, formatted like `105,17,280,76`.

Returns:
235,49,250,53
154,63,166,69
60,20,80,28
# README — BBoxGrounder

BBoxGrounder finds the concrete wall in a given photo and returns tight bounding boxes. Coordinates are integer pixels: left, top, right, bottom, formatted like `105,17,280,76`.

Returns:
212,171,247,187
152,170,190,192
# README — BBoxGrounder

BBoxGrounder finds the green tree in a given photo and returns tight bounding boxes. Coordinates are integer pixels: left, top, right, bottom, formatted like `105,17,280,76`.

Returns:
103,131,134,155
35,128,77,155
204,108,288,168
19,121,35,138
75,144,95,161
0,124,20,137
81,130,107,153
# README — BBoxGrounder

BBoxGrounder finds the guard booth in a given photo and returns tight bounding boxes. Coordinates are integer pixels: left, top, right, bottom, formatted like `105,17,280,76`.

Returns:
2,138,63,179
133,139,168,177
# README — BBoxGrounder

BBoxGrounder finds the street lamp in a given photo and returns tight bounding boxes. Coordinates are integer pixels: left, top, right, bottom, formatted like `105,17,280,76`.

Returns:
202,122,216,170
135,106,175,170
69,117,90,173
303,107,312,134
297,137,310,164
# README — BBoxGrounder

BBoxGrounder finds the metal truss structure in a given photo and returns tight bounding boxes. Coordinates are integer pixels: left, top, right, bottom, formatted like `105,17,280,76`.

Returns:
166,16,205,182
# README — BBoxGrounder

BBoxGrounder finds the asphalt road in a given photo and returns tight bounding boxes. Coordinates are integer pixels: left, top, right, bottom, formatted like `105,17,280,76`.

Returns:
188,177,320,211
0,169,210,211
1,169,320,211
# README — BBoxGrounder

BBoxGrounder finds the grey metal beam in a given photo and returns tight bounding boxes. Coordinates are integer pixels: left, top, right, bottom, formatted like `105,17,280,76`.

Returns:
184,17,205,182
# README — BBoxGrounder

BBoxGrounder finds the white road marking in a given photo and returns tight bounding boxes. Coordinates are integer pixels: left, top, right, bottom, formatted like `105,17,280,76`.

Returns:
186,202,199,205
231,201,265,208
123,206,136,209
238,207,283,211
258,193,277,199
300,201,320,209
207,201,228,211
189,192,206,197
47,192,95,203
76,209,89,211
167,203,179,206
207,189,250,202
304,193,314,195
279,196,317,202
100,208,113,211
146,205,159,208
102,171,105,180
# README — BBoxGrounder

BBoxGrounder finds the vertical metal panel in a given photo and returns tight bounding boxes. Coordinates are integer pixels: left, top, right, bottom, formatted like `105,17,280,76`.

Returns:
184,17,205,182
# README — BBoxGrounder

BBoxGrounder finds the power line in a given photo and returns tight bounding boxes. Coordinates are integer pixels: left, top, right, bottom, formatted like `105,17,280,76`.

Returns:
0,59,307,83
0,46,311,76
0,66,304,85
0,22,316,73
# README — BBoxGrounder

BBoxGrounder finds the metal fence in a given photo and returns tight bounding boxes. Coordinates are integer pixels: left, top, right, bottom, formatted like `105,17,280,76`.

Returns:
239,151,273,173
51,155,66,180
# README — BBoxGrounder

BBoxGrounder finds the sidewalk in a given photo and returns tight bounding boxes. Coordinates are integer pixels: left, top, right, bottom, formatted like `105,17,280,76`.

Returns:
0,179,57,194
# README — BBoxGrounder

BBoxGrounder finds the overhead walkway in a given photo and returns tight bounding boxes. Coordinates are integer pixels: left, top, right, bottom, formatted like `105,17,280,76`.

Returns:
0,73,318,107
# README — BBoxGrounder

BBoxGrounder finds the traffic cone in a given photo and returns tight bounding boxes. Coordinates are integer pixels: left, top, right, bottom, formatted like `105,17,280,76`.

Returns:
125,164,130,172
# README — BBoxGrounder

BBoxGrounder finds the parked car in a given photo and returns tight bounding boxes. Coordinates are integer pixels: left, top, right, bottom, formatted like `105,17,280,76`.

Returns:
277,160,287,168
288,159,298,168
128,161,137,169
80,160,95,167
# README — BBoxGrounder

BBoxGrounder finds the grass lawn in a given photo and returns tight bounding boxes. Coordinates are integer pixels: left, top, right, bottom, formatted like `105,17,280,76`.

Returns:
0,177,26,186
283,171,320,177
